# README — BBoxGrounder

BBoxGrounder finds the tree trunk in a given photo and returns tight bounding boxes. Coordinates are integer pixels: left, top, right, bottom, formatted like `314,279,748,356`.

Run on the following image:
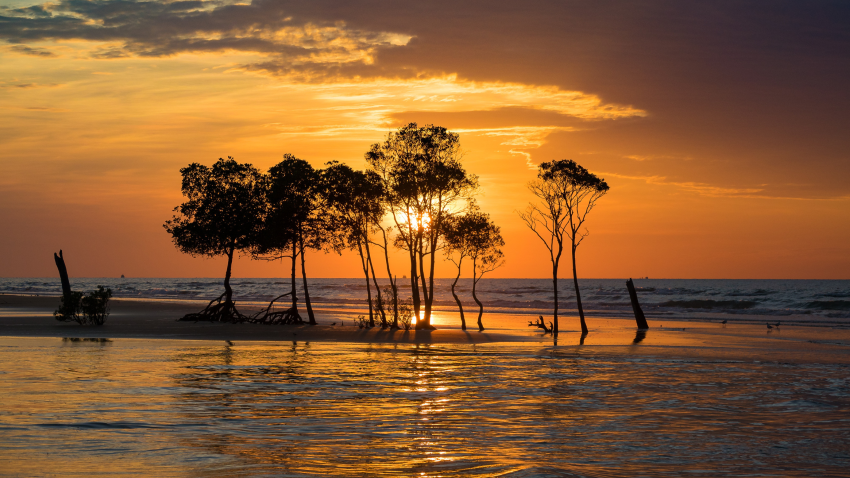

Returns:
224,246,234,304
380,228,399,328
572,244,588,335
473,257,484,331
300,233,316,325
552,264,559,338
53,250,71,297
451,259,466,330
290,240,298,312
416,234,431,329
365,239,387,327
426,221,438,327
626,278,649,329
357,240,374,326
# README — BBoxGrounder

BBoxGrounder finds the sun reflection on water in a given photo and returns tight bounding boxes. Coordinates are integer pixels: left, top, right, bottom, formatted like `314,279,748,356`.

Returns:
0,338,848,476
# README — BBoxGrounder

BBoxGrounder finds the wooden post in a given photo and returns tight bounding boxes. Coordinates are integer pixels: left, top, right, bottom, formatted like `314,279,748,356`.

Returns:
54,250,71,297
626,278,649,330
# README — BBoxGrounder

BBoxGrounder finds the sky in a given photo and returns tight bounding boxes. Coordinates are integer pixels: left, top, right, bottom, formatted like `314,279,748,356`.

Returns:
1,0,848,279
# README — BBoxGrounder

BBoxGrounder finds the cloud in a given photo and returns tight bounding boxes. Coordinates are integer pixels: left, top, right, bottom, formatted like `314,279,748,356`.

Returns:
0,0,413,78
0,82,62,89
602,172,850,201
9,44,54,57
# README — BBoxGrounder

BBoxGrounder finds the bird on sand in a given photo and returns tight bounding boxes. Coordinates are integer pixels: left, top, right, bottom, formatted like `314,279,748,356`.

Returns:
721,320,727,327
766,322,773,331
331,322,336,326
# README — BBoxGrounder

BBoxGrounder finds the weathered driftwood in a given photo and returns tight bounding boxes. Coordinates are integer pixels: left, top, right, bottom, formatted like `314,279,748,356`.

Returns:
53,250,72,297
528,315,553,334
626,278,650,330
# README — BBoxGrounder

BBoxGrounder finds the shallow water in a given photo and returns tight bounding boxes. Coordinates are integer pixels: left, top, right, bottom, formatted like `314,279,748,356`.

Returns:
1,337,848,477
3,278,849,323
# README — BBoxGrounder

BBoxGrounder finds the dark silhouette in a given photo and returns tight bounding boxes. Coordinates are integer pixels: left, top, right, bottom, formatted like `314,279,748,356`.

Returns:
323,162,388,327
519,159,609,336
766,322,774,332
366,123,478,329
53,250,71,298
721,319,728,327
633,330,647,344
444,209,504,331
528,315,553,334
626,278,650,329
443,212,473,330
164,157,266,322
54,285,113,326
252,155,327,325
251,292,297,325
53,250,113,326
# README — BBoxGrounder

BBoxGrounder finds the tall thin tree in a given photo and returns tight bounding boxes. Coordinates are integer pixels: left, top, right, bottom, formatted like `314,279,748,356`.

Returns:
323,162,387,327
519,159,608,336
261,154,325,325
445,211,505,331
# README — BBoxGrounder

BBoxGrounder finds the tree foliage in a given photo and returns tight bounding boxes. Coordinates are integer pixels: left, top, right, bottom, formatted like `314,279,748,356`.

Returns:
323,162,390,326
253,154,326,324
54,285,113,326
444,210,505,331
164,157,266,322
366,123,478,329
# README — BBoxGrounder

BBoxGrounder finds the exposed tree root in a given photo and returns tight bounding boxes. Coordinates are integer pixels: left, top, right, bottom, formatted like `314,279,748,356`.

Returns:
250,293,304,325
179,292,248,323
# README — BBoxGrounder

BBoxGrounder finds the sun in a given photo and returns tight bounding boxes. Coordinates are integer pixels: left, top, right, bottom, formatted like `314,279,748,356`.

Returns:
395,211,431,231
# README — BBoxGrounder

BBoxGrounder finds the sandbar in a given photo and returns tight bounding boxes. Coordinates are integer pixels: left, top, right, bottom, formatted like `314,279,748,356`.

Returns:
2,293,849,364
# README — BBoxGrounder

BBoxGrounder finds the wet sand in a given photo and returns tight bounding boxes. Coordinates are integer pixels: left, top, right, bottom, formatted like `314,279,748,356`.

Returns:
2,293,849,363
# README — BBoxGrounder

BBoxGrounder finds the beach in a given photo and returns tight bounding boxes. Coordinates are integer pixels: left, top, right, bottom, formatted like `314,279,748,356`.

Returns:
3,293,849,364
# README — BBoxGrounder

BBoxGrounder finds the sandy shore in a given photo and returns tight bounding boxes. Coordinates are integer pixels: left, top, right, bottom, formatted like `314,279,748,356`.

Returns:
2,293,849,363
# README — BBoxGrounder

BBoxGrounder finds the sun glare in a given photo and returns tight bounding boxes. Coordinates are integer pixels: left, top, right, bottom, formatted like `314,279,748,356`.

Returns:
396,211,431,231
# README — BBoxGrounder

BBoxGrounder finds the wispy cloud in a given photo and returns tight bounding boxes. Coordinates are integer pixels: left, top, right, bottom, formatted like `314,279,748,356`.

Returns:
600,172,848,200
0,82,62,89
9,44,55,57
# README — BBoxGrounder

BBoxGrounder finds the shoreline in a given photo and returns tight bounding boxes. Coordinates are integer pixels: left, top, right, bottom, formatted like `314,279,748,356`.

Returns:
2,292,843,327
2,293,850,364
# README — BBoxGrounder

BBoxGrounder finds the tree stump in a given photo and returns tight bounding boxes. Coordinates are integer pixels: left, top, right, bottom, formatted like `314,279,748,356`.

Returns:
626,278,650,330
54,250,72,297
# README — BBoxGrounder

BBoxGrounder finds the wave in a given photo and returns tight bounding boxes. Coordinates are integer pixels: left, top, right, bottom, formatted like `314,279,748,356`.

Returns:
658,300,758,310
726,289,775,297
805,300,850,311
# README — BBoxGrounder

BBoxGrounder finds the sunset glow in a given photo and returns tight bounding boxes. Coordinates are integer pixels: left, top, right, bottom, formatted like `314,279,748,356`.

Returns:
0,1,847,279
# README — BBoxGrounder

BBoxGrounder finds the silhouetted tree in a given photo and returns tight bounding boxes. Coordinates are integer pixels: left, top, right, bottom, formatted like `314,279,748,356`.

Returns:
164,157,266,322
519,159,608,336
366,123,478,329
256,155,325,325
323,162,389,327
445,211,504,331
371,225,400,328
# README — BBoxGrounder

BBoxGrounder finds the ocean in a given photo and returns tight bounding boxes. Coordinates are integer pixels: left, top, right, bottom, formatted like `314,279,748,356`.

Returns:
0,337,848,477
2,278,849,326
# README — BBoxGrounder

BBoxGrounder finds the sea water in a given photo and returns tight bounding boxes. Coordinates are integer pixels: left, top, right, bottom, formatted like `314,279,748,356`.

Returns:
3,278,849,324
0,337,848,477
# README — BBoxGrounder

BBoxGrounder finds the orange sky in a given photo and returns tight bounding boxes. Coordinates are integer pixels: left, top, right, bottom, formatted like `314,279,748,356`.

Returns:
1,0,848,279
